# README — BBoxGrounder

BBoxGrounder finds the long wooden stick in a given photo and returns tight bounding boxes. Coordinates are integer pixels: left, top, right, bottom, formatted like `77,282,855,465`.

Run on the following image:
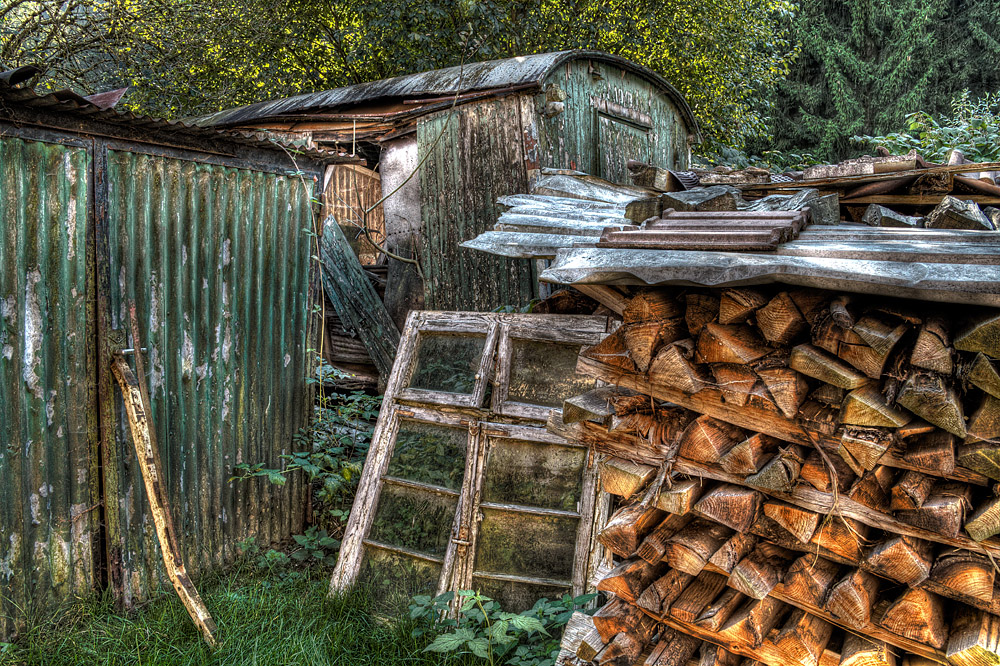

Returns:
111,354,219,647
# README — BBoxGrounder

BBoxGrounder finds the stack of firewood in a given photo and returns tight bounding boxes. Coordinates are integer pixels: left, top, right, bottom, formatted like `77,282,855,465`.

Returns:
553,285,1000,666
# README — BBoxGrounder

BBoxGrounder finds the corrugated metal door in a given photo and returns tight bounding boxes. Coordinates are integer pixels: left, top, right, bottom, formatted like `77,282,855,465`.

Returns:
0,135,97,636
102,152,315,603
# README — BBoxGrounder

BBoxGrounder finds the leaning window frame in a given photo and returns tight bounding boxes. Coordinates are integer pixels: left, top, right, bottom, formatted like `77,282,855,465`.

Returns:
330,310,613,605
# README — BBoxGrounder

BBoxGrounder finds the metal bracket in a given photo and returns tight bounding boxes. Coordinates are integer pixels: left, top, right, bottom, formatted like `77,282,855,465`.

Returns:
109,328,146,356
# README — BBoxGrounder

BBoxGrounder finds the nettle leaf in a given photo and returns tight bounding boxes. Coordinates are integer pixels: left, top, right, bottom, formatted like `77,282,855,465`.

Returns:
423,628,476,653
467,637,491,659
511,614,548,635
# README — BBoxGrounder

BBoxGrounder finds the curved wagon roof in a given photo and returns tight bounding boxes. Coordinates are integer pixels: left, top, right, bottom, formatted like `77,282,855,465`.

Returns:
197,50,700,141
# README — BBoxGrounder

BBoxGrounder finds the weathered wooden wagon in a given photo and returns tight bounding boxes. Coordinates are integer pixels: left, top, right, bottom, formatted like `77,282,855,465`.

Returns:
199,50,701,330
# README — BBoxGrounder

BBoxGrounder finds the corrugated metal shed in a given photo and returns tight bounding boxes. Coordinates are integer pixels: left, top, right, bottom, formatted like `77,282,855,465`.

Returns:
0,74,343,635
197,50,700,139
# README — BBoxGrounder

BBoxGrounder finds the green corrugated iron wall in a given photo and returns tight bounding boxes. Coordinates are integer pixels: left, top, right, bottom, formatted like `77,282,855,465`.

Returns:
0,137,97,637
537,59,691,181
104,152,313,603
417,97,537,312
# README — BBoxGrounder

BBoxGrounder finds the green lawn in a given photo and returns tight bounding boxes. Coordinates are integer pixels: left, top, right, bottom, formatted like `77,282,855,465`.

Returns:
1,565,476,666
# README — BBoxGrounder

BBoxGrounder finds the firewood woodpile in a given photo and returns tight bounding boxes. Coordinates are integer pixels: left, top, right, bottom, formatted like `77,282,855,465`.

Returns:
553,285,1000,666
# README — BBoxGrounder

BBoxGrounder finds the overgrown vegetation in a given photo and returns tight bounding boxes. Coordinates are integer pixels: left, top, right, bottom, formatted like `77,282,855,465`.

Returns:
411,590,597,666
852,90,1000,163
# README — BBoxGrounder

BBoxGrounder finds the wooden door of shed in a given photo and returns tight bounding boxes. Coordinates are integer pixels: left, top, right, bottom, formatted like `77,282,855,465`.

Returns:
324,164,385,265
598,113,651,185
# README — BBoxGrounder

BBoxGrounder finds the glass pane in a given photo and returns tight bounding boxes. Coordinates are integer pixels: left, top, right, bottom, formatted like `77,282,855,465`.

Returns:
472,576,571,612
359,546,442,614
370,484,457,557
409,333,486,394
474,508,578,581
483,439,586,512
387,421,468,490
507,340,594,408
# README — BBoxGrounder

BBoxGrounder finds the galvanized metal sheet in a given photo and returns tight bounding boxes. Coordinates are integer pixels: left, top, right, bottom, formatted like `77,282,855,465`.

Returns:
104,152,314,602
541,247,1000,307
0,136,96,636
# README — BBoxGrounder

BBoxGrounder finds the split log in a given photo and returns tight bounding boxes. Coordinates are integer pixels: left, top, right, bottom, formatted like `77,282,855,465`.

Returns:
624,291,683,324
790,344,870,389
671,571,730,622
745,445,806,493
595,621,653,666
593,598,644,643
746,382,782,414
840,427,895,472
695,587,746,632
645,629,702,666
758,367,810,419
839,634,896,666
878,588,947,649
650,340,712,394
930,549,996,603
800,449,856,494
678,416,745,464
656,478,705,515
719,289,769,325
965,494,1000,542
967,394,1000,444
597,558,665,603
957,442,1000,483
711,363,758,407
889,469,935,510
841,386,910,428
599,497,667,558
783,554,841,606
811,517,869,563
853,315,909,371
729,543,792,599
967,353,1000,400
956,312,1000,360
756,292,808,345
848,467,894,512
613,392,655,416
721,435,778,476
911,319,953,375
709,533,759,574
563,387,631,425
903,430,956,477
717,596,787,649
811,384,848,407
925,195,993,230
763,500,821,543
945,607,1000,666
798,401,841,436
637,514,693,565
584,329,638,372
895,481,972,538
789,290,831,327
698,643,742,666
774,609,834,666
697,323,770,365
694,484,763,533
664,519,734,575
829,295,857,329
637,568,695,615
897,372,967,438
570,614,605,662
865,535,934,586
826,569,880,628
625,320,686,372
686,293,721,337
601,457,657,498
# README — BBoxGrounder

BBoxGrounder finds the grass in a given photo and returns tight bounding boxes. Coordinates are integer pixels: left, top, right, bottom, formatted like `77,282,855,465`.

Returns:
0,562,478,666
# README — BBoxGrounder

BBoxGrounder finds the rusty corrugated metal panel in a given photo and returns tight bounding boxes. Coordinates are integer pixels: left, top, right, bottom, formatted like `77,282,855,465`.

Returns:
197,50,700,143
104,152,313,602
416,97,537,311
0,136,97,636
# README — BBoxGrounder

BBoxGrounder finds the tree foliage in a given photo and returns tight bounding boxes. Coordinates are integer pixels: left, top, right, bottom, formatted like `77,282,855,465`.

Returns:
764,0,1000,160
0,0,796,147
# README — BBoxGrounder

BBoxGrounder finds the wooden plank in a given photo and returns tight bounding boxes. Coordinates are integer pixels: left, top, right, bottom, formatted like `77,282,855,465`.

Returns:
320,218,401,378
739,162,1000,191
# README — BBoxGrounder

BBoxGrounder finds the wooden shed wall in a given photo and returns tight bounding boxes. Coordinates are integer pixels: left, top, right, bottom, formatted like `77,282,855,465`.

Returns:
415,96,538,312
537,58,692,182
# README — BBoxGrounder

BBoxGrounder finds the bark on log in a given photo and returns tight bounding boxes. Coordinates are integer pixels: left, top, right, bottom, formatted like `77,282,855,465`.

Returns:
709,533,759,574
840,426,895,471
717,596,787,649
695,587,746,632
890,471,936,511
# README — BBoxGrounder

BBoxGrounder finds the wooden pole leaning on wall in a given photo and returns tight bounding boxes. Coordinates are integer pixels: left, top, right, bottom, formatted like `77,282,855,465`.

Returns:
109,305,219,647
